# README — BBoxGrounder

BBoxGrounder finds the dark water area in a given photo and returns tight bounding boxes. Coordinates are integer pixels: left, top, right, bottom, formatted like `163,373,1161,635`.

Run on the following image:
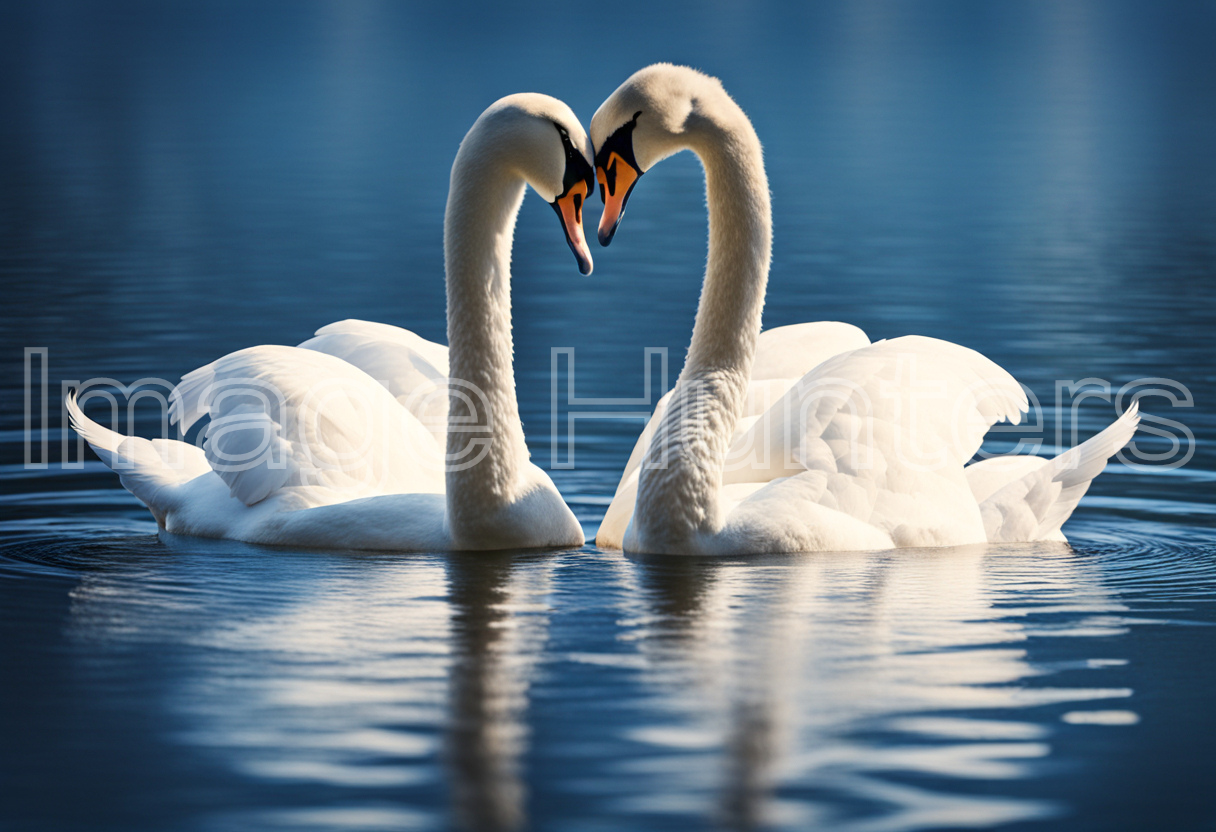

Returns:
2,1,1215,830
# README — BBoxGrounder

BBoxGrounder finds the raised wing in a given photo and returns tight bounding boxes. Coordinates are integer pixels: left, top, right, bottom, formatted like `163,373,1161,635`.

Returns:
299,320,449,448
725,335,1027,486
170,345,444,506
723,335,1028,549
310,319,448,374
750,321,870,380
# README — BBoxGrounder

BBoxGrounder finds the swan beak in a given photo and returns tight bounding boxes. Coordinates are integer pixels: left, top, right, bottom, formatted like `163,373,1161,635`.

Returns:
551,180,594,275
596,152,641,246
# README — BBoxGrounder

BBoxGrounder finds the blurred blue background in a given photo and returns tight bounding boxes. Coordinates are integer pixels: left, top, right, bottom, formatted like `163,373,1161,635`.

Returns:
2,2,1214,831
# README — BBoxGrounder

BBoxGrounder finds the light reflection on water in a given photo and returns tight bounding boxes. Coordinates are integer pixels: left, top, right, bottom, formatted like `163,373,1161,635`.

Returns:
3,1,1216,830
6,532,1208,831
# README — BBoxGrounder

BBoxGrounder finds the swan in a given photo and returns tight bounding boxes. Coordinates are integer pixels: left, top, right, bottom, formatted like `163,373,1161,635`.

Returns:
590,64,1139,555
68,93,595,552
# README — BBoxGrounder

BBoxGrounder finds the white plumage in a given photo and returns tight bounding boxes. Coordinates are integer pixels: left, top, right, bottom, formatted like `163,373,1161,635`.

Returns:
591,65,1138,554
299,319,451,448
69,94,593,552
169,341,446,505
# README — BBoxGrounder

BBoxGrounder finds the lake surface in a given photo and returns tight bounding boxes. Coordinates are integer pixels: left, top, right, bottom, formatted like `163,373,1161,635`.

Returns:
2,2,1215,830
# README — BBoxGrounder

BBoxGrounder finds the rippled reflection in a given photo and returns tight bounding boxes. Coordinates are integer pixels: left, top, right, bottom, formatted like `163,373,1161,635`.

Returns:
445,554,552,832
27,535,1204,830
615,544,1139,829
53,544,557,830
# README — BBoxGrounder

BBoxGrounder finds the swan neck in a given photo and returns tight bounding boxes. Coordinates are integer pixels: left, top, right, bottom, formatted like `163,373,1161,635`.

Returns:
444,151,529,529
634,105,772,547
687,125,771,376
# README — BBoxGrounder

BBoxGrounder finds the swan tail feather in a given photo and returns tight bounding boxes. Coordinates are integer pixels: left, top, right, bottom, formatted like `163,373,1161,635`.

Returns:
976,402,1140,542
67,390,209,526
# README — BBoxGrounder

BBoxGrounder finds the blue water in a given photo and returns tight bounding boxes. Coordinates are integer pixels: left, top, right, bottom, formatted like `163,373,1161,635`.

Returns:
2,2,1215,830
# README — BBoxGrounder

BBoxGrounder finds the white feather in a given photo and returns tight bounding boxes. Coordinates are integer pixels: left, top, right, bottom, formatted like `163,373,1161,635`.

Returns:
299,322,449,448
971,401,1141,542
592,64,1133,554
70,94,590,552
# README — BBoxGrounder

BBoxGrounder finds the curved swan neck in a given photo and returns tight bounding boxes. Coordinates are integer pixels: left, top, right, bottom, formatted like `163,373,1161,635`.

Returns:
685,116,771,378
444,138,530,532
633,92,772,547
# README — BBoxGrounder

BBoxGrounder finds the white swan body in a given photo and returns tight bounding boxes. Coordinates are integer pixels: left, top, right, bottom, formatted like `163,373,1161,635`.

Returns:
70,93,596,552
590,65,1138,554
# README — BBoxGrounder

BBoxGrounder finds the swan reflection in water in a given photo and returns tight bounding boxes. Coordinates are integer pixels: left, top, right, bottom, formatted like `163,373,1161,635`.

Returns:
444,553,552,831
58,538,1137,830
617,543,1134,830
61,541,556,831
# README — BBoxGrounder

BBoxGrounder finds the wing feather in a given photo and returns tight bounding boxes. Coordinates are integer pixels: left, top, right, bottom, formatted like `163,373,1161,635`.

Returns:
972,402,1139,542
169,345,443,506
722,335,1028,549
300,324,449,448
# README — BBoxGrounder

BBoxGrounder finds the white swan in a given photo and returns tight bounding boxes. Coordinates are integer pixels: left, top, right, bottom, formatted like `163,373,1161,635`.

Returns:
68,93,596,552
591,64,1139,555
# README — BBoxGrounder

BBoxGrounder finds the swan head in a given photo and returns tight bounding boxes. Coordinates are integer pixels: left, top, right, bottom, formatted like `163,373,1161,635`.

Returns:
468,93,597,275
590,64,725,246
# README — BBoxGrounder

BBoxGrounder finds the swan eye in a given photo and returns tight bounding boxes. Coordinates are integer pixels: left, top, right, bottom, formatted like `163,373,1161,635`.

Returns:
593,112,644,246
553,121,593,197
592,111,643,196
549,121,596,274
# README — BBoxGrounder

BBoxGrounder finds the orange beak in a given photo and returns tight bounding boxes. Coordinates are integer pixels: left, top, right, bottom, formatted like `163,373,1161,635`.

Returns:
596,151,641,246
552,179,593,275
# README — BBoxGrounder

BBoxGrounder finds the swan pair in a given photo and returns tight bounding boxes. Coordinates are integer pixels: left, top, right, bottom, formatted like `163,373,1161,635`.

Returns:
70,65,1139,555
